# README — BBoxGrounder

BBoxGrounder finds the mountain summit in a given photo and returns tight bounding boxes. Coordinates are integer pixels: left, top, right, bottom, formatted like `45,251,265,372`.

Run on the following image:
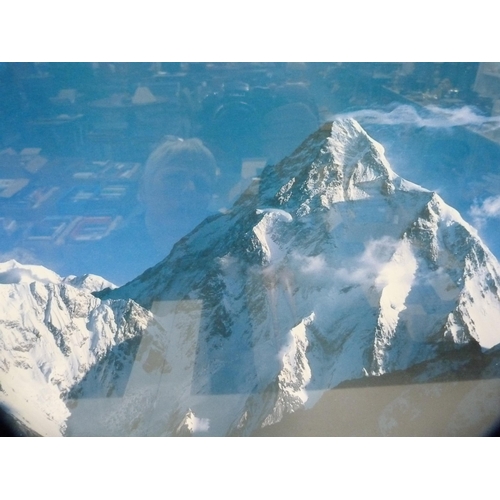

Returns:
3,119,500,436
88,118,500,435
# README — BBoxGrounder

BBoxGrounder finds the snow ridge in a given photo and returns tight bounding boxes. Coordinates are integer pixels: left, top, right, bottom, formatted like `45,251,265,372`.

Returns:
0,261,151,435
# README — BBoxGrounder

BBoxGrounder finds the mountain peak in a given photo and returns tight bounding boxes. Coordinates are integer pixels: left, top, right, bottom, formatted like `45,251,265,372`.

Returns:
0,259,61,285
256,118,401,216
10,119,500,436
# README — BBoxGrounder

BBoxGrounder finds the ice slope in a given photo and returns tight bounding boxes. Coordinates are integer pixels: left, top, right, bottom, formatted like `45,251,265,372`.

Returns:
88,119,500,435
0,260,151,436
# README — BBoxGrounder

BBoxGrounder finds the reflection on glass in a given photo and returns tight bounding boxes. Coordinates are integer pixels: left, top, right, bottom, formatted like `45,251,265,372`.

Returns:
140,136,218,254
1,63,500,437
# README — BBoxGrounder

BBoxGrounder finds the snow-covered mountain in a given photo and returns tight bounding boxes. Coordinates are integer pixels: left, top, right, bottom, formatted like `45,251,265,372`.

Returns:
86,118,500,435
3,118,500,436
0,260,152,436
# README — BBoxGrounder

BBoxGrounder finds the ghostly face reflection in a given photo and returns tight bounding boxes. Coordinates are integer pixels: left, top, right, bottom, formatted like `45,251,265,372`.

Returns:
141,138,217,253
145,169,211,235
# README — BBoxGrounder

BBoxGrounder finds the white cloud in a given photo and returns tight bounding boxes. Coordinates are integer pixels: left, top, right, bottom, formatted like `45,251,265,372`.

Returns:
298,254,327,274
0,248,40,265
336,237,400,288
470,195,500,228
291,237,403,293
192,415,210,433
333,104,500,130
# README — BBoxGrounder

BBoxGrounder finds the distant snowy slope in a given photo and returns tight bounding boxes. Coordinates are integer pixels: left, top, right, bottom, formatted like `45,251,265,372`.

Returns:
0,260,150,436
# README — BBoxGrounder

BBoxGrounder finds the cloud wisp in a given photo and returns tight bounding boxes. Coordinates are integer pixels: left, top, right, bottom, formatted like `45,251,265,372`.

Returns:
333,104,500,130
470,195,500,229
